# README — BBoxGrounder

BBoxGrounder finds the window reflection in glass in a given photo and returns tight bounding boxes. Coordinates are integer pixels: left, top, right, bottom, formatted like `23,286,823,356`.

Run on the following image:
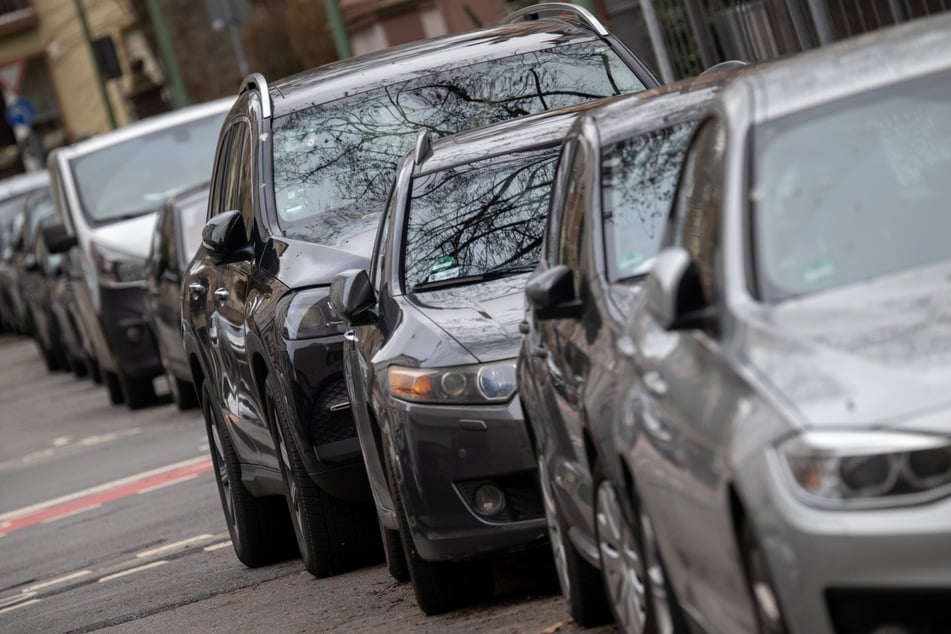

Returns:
602,122,695,281
272,43,645,250
404,148,558,291
754,71,951,301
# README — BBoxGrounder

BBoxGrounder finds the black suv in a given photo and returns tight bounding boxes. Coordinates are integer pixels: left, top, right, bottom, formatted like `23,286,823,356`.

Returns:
182,4,658,579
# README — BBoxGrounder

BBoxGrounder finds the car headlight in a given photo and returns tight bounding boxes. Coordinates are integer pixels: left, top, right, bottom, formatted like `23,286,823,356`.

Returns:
388,360,517,404
276,287,345,340
91,242,147,285
777,431,951,507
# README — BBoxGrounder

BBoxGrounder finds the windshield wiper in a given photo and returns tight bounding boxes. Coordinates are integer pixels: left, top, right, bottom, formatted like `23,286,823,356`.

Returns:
412,263,537,293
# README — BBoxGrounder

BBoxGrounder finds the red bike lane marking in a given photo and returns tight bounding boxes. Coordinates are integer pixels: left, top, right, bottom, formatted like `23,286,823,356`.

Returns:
0,457,213,536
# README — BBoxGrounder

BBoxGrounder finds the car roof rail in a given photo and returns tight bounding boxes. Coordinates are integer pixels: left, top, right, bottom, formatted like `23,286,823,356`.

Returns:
413,129,433,165
240,72,272,119
501,2,609,37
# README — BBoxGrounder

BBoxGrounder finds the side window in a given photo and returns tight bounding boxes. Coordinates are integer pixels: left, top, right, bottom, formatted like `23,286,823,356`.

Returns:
208,126,234,218
544,140,576,265
224,123,253,241
670,118,726,301
557,141,589,295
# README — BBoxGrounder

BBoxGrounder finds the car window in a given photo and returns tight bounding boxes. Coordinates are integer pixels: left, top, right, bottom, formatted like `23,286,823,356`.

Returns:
544,140,576,266
753,70,951,301
70,111,225,225
602,121,697,281
226,123,254,241
179,196,208,267
272,41,646,252
557,142,589,295
403,147,559,292
670,119,725,303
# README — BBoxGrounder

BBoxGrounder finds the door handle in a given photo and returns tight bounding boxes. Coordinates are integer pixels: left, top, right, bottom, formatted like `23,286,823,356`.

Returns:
187,282,205,298
643,370,668,397
213,288,230,302
343,329,357,343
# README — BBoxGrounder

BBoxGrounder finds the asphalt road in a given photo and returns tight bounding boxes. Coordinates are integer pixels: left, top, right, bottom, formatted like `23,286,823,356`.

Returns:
0,336,606,633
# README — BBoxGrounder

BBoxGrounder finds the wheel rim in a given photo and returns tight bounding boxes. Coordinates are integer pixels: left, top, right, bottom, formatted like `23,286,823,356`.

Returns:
749,536,785,634
273,404,307,554
596,480,647,633
640,507,674,634
538,456,571,600
209,417,238,544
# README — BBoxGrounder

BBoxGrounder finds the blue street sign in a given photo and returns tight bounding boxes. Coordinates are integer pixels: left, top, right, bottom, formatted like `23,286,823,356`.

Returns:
6,97,36,127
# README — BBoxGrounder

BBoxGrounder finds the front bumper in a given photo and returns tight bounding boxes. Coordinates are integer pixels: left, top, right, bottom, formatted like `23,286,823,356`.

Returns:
387,394,547,562
745,450,951,634
99,284,162,380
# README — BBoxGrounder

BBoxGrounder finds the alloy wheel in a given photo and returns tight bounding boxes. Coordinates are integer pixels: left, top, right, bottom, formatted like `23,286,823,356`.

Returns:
597,480,647,633
538,456,571,599
273,405,307,556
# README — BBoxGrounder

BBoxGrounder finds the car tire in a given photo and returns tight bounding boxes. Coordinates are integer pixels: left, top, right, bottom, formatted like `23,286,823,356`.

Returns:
103,370,125,405
380,517,410,582
39,342,62,373
538,455,612,627
266,376,382,579
596,477,682,634
120,373,157,410
384,432,492,615
70,353,89,378
741,519,788,634
87,356,102,384
202,381,297,567
167,368,198,410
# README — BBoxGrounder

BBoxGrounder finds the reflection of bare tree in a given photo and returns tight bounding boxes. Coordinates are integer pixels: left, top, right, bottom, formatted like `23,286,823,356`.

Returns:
272,43,644,246
602,122,695,278
404,149,557,289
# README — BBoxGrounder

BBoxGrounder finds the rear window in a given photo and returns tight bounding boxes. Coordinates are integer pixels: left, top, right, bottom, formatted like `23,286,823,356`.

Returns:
272,41,645,250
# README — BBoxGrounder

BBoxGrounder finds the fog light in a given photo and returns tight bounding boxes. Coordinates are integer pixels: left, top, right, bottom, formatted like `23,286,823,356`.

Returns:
473,484,505,516
125,326,143,345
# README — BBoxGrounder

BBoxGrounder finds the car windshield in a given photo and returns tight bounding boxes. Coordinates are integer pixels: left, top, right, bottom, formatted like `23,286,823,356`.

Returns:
71,112,225,225
272,41,645,249
0,191,35,248
753,71,951,301
179,196,208,266
602,122,696,281
404,147,558,292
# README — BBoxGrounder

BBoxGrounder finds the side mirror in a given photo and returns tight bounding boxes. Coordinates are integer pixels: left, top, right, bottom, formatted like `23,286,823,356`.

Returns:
43,222,78,254
645,247,714,331
202,210,250,263
526,264,583,320
330,269,378,326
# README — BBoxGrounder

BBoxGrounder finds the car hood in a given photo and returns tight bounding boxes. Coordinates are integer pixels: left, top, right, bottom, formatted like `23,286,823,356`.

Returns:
740,262,951,430
90,212,158,260
410,274,527,364
272,233,374,290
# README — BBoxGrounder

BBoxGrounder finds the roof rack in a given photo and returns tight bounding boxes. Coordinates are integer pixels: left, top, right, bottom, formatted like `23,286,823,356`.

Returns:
501,2,609,37
240,73,272,119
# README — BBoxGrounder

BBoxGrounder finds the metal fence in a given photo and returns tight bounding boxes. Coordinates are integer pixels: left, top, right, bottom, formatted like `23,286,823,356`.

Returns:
604,0,950,81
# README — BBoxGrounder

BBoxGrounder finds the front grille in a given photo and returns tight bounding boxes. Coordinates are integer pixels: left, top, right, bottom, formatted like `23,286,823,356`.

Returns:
455,470,544,523
827,588,951,634
309,378,356,447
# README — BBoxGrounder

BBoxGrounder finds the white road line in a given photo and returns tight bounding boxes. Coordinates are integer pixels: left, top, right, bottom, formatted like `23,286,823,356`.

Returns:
0,455,210,522
40,504,101,524
203,540,232,552
0,591,36,609
0,598,40,615
136,474,199,495
98,561,168,583
136,534,215,559
25,570,92,592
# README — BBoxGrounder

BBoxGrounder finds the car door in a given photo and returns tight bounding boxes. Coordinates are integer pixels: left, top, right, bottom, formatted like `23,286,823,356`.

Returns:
631,118,752,623
209,118,271,463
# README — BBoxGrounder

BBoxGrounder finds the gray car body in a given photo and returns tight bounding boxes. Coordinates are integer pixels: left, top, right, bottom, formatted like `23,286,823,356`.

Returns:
616,14,951,634
343,104,608,559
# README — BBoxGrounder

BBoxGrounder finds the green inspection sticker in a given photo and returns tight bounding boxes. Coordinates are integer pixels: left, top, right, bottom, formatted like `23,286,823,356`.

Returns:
802,259,835,284
431,256,455,273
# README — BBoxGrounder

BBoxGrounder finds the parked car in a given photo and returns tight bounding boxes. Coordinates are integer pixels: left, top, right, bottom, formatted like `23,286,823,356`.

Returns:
614,14,951,634
183,3,658,581
145,184,208,410
44,99,231,409
330,101,602,613
19,190,70,372
516,73,732,629
0,170,49,335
